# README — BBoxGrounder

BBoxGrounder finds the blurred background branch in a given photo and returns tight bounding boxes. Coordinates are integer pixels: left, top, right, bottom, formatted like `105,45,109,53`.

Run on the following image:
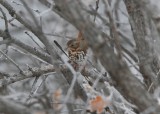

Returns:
0,0,160,114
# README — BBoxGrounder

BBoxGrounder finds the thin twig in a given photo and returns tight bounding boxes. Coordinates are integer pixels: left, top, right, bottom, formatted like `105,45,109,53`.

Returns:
24,31,44,51
61,55,78,106
0,65,55,88
93,0,100,22
26,73,49,104
0,49,24,74
0,0,59,65
118,29,134,47
148,69,160,92
20,0,40,28
10,46,50,65
43,32,74,39
113,0,121,27
26,76,40,103
103,0,122,58
11,1,40,14
0,7,8,31
34,74,48,94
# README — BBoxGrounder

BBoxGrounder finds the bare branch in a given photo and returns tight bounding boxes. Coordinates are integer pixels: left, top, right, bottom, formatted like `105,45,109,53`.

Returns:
103,0,122,58
0,65,55,88
134,0,160,37
0,49,24,73
0,0,60,66
52,0,159,112
93,0,100,21
0,7,8,31
0,29,52,63
123,0,159,91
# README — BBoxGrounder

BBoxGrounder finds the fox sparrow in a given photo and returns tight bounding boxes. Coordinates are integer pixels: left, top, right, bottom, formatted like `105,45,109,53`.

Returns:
67,32,88,70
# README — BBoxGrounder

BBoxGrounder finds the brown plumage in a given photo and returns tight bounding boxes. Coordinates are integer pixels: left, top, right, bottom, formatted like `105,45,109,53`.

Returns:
67,32,88,70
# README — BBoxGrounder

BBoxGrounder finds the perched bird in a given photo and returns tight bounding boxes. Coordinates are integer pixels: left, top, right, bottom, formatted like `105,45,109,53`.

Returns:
67,32,88,70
